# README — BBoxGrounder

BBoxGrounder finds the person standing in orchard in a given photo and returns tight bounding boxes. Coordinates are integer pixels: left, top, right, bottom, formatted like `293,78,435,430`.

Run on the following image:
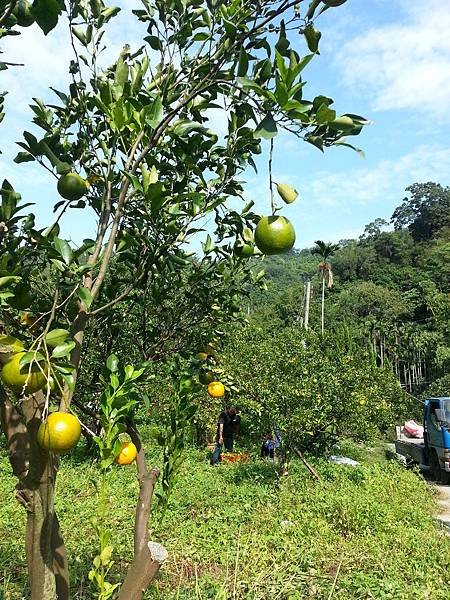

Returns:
211,406,240,465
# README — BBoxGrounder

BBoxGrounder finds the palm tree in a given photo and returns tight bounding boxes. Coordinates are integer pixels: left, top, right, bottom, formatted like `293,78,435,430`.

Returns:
312,240,339,334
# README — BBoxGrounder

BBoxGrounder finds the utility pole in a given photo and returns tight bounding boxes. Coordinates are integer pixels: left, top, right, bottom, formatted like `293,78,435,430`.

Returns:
304,280,311,330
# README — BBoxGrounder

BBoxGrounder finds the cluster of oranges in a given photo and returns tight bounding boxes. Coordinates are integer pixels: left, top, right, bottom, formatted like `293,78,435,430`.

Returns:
0,347,136,464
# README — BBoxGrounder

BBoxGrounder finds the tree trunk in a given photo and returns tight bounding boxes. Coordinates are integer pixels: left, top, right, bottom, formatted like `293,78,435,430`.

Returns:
118,427,167,600
0,388,69,600
22,395,69,600
321,275,325,335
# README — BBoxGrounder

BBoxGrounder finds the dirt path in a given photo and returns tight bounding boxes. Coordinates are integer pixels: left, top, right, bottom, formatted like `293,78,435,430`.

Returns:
434,482,450,533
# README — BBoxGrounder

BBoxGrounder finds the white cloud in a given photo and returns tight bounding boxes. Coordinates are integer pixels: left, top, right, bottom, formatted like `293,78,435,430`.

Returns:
304,144,450,209
336,0,450,117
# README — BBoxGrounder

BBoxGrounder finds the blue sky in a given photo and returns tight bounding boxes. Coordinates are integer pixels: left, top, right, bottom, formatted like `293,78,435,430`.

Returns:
1,0,450,250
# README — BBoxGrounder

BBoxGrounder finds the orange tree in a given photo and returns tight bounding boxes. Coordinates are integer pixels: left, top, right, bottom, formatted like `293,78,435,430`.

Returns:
223,325,410,466
0,1,369,598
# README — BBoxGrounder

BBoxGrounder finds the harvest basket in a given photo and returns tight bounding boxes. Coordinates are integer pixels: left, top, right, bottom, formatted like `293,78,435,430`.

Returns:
220,452,250,463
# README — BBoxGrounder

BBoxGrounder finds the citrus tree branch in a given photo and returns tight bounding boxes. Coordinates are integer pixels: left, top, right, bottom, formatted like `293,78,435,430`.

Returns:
0,0,17,27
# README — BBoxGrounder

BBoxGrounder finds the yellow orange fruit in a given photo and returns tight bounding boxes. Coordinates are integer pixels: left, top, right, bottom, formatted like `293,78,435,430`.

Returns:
114,441,138,465
1,352,47,394
208,381,225,398
37,412,81,454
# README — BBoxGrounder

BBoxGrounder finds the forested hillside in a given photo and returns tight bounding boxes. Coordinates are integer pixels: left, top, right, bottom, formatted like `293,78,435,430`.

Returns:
249,182,450,398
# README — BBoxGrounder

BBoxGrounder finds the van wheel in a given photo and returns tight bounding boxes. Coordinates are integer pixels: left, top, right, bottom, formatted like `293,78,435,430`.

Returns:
430,451,442,482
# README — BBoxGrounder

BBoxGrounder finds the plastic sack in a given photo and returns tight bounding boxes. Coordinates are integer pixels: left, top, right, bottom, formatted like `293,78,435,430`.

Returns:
329,455,360,467
403,420,424,439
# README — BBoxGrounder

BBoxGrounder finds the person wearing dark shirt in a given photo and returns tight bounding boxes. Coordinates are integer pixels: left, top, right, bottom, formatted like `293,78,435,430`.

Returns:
210,407,240,465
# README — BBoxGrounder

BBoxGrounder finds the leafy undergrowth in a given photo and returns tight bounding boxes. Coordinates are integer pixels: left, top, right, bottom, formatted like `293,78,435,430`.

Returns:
1,438,449,599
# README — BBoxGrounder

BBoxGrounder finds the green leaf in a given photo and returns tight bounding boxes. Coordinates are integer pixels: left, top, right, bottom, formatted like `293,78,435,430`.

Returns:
148,165,159,184
315,104,336,124
172,120,207,138
0,276,21,288
334,140,366,158
78,287,93,309
23,131,40,154
144,35,162,51
101,6,121,22
304,24,322,54
62,373,75,392
276,183,299,205
106,354,119,373
52,341,76,359
254,113,277,139
203,234,214,254
0,335,25,353
223,18,237,39
237,47,249,77
53,238,73,265
141,96,163,128
19,351,46,366
45,329,70,348
72,26,87,46
192,32,210,42
236,77,264,94
31,0,62,35
114,51,129,91
14,152,35,164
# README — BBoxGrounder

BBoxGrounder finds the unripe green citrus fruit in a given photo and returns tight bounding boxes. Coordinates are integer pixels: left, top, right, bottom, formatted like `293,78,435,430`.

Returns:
233,241,254,258
13,1,34,27
57,172,88,201
199,369,215,385
254,216,296,255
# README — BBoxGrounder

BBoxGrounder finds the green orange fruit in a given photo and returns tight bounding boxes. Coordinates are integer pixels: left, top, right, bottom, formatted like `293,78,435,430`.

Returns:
254,216,296,255
180,378,195,393
208,381,225,398
199,370,215,385
37,412,81,454
114,441,138,465
1,352,47,394
233,241,254,258
57,172,88,201
13,1,34,27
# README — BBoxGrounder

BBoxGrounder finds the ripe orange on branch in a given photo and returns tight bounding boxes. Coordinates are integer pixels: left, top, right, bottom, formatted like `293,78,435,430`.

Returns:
37,412,81,454
208,381,225,398
115,441,138,465
1,352,48,394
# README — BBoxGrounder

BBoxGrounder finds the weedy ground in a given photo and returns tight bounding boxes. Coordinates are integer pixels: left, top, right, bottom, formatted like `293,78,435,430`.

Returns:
1,433,449,599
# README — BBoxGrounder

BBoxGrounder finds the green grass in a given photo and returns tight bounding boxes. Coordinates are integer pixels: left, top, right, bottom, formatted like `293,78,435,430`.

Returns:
1,437,449,599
